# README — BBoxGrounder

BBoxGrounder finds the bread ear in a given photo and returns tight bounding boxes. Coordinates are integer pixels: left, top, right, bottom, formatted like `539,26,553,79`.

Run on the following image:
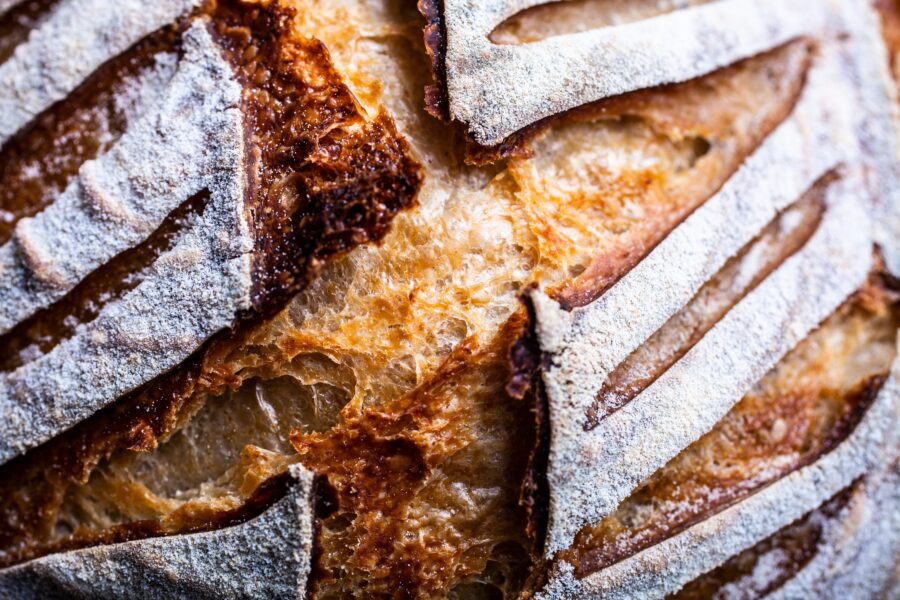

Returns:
521,0,900,594
0,464,318,599
433,0,817,146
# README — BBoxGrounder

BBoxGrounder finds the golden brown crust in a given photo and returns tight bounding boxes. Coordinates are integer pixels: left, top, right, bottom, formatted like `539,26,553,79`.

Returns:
294,315,536,597
877,0,900,80
0,0,421,566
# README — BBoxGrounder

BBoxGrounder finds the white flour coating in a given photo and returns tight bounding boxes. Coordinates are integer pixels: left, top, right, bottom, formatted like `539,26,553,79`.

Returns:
84,51,181,152
533,0,900,589
532,52,853,556
0,0,201,145
836,1,900,277
0,51,179,262
767,454,900,599
441,0,822,145
0,21,253,464
0,464,317,600
0,17,243,334
535,175,872,557
535,351,899,600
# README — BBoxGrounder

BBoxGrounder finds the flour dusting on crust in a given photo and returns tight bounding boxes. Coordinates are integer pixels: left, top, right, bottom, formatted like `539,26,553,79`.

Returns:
0,0,200,145
536,174,872,556
0,464,317,600
0,21,252,464
536,351,899,599
532,51,859,554
532,0,900,589
0,24,242,334
441,0,820,145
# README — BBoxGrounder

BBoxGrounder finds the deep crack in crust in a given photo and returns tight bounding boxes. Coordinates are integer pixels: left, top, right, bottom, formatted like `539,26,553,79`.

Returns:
207,1,422,315
0,0,421,571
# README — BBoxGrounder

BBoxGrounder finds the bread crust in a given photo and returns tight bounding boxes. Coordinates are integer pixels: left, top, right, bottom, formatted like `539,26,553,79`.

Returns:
0,1,898,598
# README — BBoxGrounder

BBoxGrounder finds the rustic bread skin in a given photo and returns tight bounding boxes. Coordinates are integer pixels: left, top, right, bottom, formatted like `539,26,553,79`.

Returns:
0,0,898,598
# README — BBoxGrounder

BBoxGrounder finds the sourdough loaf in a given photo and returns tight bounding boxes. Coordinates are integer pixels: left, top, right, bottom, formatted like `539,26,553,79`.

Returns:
0,0,898,598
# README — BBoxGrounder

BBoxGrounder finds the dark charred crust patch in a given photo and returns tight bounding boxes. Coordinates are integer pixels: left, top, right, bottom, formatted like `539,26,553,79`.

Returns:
305,475,338,600
508,290,550,557
0,0,422,567
507,285,541,401
673,482,860,599
521,377,551,559
417,0,450,122
208,1,421,316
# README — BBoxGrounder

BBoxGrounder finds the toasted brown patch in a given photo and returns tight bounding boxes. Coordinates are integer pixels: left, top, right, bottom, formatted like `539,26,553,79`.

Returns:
294,316,535,599
209,1,421,314
877,0,900,82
